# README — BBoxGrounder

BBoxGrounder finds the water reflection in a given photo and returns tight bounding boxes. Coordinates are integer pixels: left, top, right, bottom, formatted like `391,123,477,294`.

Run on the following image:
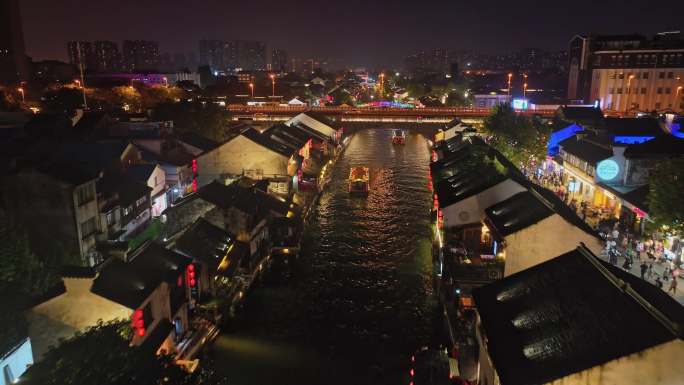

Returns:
213,127,439,385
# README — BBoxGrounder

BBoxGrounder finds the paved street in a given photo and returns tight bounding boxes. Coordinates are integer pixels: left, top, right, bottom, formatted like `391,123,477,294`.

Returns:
597,248,684,305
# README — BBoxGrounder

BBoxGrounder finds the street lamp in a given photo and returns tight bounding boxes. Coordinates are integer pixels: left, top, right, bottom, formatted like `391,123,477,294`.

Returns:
270,74,275,97
627,74,636,111
249,83,254,98
507,73,513,97
162,76,168,87
17,87,24,102
74,79,81,87
379,73,385,97
523,82,528,100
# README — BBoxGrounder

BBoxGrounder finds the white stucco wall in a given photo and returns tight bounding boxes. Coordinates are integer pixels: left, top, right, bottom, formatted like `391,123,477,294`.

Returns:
442,179,527,228
502,214,605,277
196,136,290,187
548,339,684,385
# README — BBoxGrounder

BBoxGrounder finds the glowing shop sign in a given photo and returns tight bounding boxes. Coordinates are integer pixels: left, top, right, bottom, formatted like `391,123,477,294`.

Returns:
512,99,528,110
596,159,619,181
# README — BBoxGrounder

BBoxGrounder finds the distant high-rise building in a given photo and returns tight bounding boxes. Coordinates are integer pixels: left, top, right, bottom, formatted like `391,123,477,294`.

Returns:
271,48,289,73
173,53,188,71
67,41,95,72
0,0,29,84
199,39,225,69
404,49,450,77
93,41,120,72
122,40,159,72
568,32,684,112
234,40,266,71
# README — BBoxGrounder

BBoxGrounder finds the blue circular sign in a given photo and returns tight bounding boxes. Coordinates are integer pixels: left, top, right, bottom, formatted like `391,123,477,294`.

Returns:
597,159,619,180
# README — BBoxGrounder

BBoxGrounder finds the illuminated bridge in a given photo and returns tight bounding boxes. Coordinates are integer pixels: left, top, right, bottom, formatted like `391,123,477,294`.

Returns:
227,105,557,124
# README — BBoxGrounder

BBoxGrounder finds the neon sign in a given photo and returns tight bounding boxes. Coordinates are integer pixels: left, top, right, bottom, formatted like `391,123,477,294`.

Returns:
596,159,620,181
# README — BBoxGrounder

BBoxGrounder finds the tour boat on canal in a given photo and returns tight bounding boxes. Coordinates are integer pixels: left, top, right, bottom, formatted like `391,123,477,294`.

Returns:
348,166,370,195
392,129,406,144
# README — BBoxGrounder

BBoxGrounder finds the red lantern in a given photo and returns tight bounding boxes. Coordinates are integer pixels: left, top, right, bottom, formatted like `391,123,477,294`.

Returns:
131,308,145,337
186,264,196,287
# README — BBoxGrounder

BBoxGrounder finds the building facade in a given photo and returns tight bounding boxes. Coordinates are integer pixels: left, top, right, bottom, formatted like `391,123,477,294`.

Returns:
568,32,684,112
122,40,160,72
0,0,29,84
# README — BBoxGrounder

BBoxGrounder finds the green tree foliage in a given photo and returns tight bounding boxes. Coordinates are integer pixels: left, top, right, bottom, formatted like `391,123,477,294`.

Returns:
153,101,228,142
483,104,551,167
41,87,84,116
647,158,684,235
0,211,61,297
22,318,227,385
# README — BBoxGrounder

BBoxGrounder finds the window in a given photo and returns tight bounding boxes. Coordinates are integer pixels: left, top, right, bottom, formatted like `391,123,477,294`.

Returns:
609,87,615,94
665,88,671,94
123,205,132,216
81,217,97,238
106,212,115,226
659,72,665,79
657,87,663,94
667,72,674,79
610,73,616,80
617,88,623,94
77,184,95,205
642,72,649,79
655,102,661,109
136,196,147,207
618,73,625,79
641,88,647,94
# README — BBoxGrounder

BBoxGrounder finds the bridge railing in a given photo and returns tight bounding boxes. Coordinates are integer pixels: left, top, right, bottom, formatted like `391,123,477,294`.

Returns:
226,104,556,117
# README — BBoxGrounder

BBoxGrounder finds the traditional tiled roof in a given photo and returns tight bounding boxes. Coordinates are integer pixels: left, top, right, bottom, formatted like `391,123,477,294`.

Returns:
485,191,554,237
624,135,684,159
174,218,247,276
473,246,684,385
602,117,663,137
558,136,612,165
91,243,191,309
240,126,293,157
178,132,219,153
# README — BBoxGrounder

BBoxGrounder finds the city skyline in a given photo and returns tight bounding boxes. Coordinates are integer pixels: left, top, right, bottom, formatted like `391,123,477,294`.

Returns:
21,0,684,67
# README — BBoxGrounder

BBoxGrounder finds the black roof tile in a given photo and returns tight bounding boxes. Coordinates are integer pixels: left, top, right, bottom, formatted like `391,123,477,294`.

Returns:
91,243,191,309
473,246,683,385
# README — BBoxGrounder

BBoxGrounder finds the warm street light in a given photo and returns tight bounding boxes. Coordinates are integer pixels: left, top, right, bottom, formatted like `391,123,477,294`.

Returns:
17,87,24,102
74,79,81,87
270,74,276,97
627,74,635,87
523,82,528,100
677,86,683,96
507,73,513,97
249,83,254,98
162,76,168,87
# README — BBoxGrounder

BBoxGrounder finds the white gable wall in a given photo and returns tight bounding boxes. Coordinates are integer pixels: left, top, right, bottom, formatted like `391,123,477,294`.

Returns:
196,136,290,187
502,214,604,276
442,179,527,228
548,339,684,385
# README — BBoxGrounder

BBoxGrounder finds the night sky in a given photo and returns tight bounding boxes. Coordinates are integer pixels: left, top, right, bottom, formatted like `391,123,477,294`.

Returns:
21,0,684,68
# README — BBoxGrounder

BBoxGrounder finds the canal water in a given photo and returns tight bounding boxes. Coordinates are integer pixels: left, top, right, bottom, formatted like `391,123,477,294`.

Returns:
212,127,441,385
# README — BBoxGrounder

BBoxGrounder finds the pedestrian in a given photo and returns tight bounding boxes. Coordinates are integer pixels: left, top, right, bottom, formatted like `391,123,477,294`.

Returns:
663,266,671,281
655,277,663,289
640,262,648,280
647,263,654,279
668,277,678,295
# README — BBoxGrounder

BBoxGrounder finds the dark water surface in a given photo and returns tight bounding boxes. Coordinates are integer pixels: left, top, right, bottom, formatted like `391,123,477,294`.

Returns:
213,128,440,385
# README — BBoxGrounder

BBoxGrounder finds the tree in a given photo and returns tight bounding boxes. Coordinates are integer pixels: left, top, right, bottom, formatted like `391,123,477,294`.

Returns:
41,87,84,116
647,158,684,235
483,104,551,168
21,318,228,385
0,210,61,297
153,101,228,142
